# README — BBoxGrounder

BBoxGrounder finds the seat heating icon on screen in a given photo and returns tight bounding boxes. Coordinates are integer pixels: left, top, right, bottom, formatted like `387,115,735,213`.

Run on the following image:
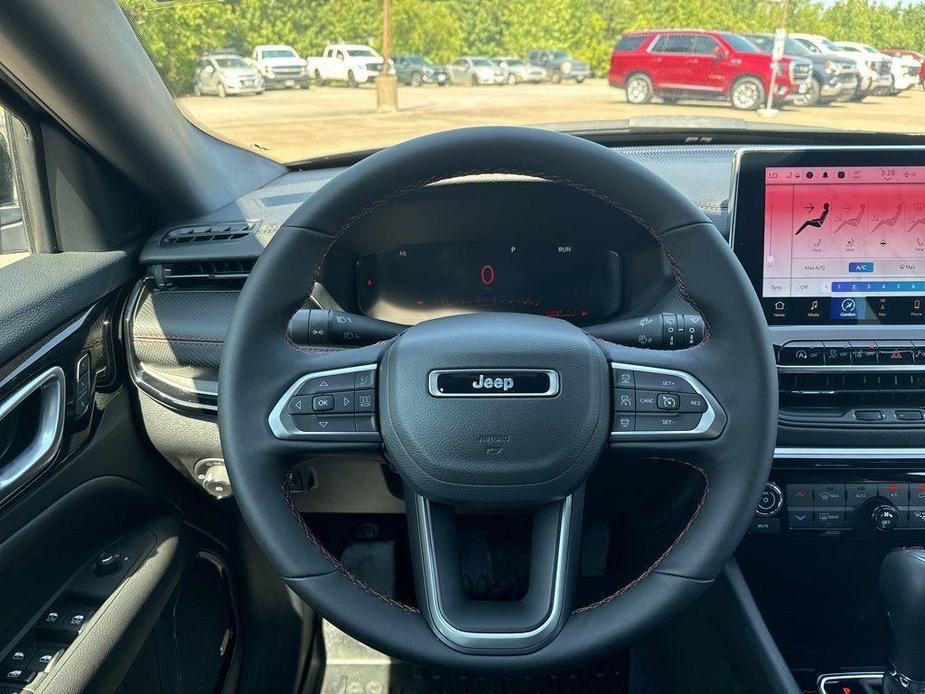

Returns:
795,202,830,236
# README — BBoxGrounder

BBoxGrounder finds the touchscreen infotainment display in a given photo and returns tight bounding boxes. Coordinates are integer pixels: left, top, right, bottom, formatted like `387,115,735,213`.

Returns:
732,150,925,325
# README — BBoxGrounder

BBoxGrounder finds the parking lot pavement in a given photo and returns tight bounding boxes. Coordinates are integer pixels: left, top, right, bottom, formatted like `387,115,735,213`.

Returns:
178,79,925,163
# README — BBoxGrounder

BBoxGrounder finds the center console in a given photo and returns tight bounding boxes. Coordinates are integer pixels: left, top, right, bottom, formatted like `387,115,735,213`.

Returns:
730,147,925,693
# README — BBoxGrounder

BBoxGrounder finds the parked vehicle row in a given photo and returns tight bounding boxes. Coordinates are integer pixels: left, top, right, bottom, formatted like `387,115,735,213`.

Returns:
192,44,593,96
608,28,925,111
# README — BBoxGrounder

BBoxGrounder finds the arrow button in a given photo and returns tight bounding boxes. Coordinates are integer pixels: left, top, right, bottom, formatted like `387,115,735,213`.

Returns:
290,414,357,434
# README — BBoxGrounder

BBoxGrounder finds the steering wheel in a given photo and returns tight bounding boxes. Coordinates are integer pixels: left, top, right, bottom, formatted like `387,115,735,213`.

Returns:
219,127,777,673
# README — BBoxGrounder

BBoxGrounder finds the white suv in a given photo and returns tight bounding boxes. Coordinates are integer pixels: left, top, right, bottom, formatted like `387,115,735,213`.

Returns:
790,33,884,100
835,41,919,94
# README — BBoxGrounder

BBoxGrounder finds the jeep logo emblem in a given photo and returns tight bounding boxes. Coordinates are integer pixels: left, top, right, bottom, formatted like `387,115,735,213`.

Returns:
472,375,514,391
428,369,559,398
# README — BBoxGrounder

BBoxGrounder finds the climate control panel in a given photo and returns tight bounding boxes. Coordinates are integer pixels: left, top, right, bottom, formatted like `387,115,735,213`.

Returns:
750,472,925,535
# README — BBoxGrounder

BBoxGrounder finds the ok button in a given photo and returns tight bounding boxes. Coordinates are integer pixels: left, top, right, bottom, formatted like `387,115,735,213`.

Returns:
312,395,335,412
657,393,679,411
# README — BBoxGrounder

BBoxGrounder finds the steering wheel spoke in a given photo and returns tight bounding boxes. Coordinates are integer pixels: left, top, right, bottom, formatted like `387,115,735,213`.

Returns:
407,489,585,654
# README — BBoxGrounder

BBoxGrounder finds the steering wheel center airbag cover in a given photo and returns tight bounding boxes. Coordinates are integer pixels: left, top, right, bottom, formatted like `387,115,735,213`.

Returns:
379,313,610,505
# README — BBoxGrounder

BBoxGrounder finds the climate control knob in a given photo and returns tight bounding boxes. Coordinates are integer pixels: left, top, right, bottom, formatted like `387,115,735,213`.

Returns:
756,482,783,517
872,504,899,532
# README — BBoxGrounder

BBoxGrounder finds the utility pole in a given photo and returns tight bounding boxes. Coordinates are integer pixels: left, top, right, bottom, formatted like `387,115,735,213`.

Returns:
376,0,398,112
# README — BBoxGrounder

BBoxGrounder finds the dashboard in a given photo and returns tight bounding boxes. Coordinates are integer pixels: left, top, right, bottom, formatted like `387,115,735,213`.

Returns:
125,142,925,691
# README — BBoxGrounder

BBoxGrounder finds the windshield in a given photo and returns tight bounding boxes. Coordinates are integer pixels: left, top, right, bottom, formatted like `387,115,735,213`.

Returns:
122,1,925,164
721,34,759,52
215,57,249,69
261,49,297,59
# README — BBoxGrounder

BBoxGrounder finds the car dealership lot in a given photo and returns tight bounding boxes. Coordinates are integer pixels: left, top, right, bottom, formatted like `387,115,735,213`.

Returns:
179,79,925,162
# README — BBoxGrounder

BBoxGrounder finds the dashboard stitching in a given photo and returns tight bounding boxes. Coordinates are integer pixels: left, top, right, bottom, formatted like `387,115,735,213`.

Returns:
281,477,420,613
572,457,709,613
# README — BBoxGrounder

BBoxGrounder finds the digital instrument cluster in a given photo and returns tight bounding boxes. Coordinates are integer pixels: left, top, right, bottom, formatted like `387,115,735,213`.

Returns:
355,242,621,325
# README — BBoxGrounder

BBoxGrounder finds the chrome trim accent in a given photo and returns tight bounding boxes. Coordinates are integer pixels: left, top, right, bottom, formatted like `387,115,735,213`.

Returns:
268,364,380,441
427,369,559,398
775,447,925,460
0,306,93,394
123,281,218,413
0,366,65,502
413,493,571,653
779,364,925,372
817,672,882,694
755,481,783,517
609,362,726,440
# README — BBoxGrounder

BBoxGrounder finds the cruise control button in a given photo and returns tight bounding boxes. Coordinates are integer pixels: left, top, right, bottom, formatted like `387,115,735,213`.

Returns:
657,393,680,411
678,392,707,413
635,391,660,412
355,390,376,412
613,369,635,388
612,414,635,432
297,373,356,395
633,371,696,394
310,395,333,412
779,341,824,365
614,389,635,412
291,414,357,434
634,414,701,432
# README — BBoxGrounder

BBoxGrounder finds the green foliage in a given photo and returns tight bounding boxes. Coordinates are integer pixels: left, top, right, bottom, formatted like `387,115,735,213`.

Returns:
121,0,925,94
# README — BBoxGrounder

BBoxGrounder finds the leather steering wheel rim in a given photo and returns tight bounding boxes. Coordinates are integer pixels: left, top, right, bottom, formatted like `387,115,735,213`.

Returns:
218,126,777,673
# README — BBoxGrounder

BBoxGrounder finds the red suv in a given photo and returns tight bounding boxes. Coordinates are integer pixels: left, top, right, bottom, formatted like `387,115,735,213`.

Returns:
609,30,812,110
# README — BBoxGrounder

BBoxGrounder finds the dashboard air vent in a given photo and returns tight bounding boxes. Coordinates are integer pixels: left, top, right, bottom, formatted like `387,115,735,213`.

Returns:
150,259,255,289
160,221,258,245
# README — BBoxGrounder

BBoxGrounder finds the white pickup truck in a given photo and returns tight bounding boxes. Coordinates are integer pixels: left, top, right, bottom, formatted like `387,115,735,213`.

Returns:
306,44,388,87
251,45,309,89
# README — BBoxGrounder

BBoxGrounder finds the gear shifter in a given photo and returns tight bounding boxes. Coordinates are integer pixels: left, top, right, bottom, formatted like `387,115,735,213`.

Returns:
881,549,925,694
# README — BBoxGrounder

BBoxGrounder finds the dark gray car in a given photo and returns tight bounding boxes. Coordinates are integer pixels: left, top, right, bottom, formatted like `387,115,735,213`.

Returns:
527,49,591,83
744,33,858,105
